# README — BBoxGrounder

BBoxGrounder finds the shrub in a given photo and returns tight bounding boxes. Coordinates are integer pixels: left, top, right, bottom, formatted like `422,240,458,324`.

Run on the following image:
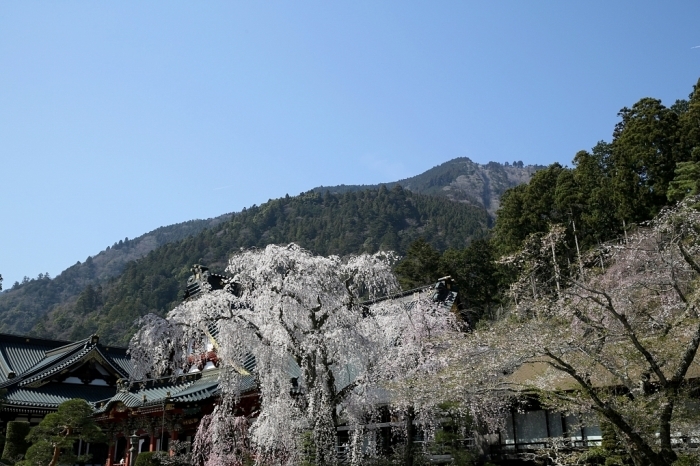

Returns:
1,422,30,465
673,455,700,466
134,451,161,466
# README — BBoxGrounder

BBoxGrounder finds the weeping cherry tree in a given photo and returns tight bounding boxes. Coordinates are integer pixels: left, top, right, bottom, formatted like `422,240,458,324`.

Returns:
129,244,462,465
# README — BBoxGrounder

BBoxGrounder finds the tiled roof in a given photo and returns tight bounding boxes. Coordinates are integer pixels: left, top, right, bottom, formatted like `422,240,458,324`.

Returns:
17,347,93,387
0,332,131,410
107,353,133,376
0,336,68,383
4,384,118,409
95,369,244,413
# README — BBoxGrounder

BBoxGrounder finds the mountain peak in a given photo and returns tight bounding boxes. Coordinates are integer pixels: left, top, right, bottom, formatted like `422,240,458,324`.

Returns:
314,158,544,215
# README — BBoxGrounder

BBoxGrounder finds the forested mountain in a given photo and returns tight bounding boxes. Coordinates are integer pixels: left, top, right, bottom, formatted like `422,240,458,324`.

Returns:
0,157,529,345
5,74,698,349
7,187,490,345
314,157,543,215
0,216,230,336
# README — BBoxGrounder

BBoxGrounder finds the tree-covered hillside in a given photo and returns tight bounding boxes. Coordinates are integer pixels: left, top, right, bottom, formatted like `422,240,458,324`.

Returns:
24,186,489,344
0,216,231,337
314,157,543,215
390,76,700,333
0,158,527,344
492,77,700,257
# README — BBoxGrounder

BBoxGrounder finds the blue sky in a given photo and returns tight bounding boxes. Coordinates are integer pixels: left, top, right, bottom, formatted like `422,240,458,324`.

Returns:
1,2,699,287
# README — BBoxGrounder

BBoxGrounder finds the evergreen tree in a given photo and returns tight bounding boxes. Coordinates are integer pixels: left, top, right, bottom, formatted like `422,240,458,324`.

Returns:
679,78,700,163
610,97,681,222
492,163,566,254
18,399,105,466
667,161,700,202
394,238,441,290
438,239,500,321
2,421,30,465
572,143,619,246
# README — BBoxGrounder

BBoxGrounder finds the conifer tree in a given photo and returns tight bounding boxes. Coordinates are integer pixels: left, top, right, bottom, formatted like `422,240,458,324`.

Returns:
19,399,105,466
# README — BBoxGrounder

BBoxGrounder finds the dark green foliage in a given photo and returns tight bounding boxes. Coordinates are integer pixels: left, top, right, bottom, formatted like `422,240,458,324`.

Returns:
300,431,317,466
667,161,700,202
17,442,53,466
438,239,501,321
492,164,568,254
672,455,700,466
394,239,441,290
572,143,619,246
1,422,30,465
74,285,102,315
679,78,700,164
18,399,106,466
134,451,161,466
611,97,682,222
596,421,632,465
0,216,230,336
393,238,502,325
493,77,700,261
33,187,488,345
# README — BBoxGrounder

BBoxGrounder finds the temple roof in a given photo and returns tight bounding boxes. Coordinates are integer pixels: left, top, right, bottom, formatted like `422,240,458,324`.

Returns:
0,333,130,411
3,385,118,411
95,369,256,414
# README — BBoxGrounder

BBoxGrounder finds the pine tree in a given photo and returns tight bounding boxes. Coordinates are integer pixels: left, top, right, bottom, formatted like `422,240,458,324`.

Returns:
19,399,106,466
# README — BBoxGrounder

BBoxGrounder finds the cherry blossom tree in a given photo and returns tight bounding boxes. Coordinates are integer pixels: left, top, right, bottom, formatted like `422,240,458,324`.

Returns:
421,196,700,466
129,244,462,465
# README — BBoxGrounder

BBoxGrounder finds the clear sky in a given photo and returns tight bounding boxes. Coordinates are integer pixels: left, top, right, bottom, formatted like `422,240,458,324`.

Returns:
1,2,699,287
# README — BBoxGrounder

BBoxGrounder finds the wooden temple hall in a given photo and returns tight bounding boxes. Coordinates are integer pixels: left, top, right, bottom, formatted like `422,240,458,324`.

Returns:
0,266,258,465
0,267,240,465
0,329,240,465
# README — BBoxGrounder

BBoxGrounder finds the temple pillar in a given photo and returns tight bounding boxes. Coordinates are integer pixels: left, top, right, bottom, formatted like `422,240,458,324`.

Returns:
169,431,178,456
149,434,157,452
106,441,115,466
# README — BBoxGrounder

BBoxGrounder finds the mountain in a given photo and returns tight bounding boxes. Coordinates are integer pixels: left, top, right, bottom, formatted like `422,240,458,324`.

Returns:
0,157,540,345
314,157,543,215
0,216,231,335
28,186,490,345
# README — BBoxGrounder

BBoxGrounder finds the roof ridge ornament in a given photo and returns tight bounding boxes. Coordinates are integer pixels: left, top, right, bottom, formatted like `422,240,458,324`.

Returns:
183,264,237,301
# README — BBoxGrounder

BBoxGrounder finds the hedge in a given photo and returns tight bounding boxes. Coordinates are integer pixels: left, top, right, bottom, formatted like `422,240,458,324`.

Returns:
1,422,30,465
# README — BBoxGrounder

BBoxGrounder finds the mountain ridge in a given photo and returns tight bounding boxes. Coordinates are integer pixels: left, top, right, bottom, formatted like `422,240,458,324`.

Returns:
314,157,543,215
0,157,541,344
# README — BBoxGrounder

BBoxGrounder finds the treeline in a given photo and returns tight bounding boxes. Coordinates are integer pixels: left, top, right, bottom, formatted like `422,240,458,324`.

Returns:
0,217,229,336
31,186,489,344
494,78,700,255
394,77,700,324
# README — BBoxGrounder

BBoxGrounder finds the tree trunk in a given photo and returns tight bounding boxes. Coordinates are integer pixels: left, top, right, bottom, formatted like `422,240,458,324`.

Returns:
657,395,677,464
49,444,61,466
405,406,416,466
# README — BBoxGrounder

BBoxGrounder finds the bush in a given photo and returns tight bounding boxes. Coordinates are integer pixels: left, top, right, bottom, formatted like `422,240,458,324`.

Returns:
134,451,162,466
16,441,53,466
1,422,30,465
673,455,700,466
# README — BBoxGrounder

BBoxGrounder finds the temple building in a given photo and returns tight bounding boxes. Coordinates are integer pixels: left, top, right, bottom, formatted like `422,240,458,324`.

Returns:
0,333,131,465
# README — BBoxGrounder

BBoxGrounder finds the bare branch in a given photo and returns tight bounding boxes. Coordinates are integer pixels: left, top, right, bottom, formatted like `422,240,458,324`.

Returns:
679,243,700,275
